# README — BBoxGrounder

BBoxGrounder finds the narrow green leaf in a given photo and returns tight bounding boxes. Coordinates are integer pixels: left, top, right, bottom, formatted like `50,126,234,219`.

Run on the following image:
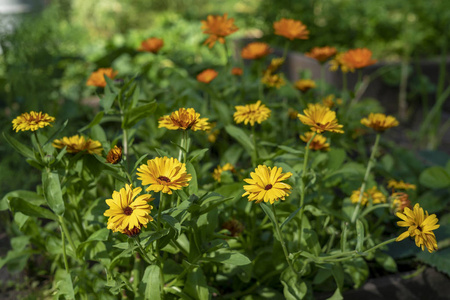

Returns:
203,249,251,266
278,145,304,155
155,148,171,158
225,125,254,156
43,119,69,146
356,220,364,252
42,170,65,216
143,265,161,300
186,161,198,195
133,154,149,173
78,111,104,133
281,207,302,229
2,132,35,159
260,202,276,225
123,101,157,129
9,197,57,221
189,148,209,163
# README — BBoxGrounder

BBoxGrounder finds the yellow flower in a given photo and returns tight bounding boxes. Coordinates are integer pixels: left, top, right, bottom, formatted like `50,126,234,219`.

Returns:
52,135,103,155
104,184,154,236
329,53,354,73
361,113,399,132
241,42,271,60
396,203,440,253
288,108,299,120
342,48,377,69
390,192,412,213
298,103,344,133
201,13,238,48
86,68,118,88
305,46,337,63
158,108,210,131
196,69,218,83
322,94,342,108
388,179,416,191
231,67,243,76
273,18,309,40
212,163,235,182
261,72,285,89
234,100,271,126
243,165,293,204
266,58,285,73
106,145,122,164
294,79,316,92
300,132,330,151
351,186,386,206
137,157,192,195
12,111,55,132
138,37,164,53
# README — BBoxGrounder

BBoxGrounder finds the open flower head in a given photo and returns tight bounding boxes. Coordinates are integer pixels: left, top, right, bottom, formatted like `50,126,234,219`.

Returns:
104,184,154,236
388,179,416,191
86,68,118,88
396,203,440,253
52,135,103,155
342,48,376,69
196,69,218,83
351,186,386,206
295,79,316,92
261,72,285,89
241,42,271,60
12,111,55,132
106,145,122,164
305,46,337,63
213,163,235,182
361,113,399,132
234,100,271,126
273,18,309,40
329,53,354,73
137,157,192,195
243,165,293,204
298,103,344,133
158,108,210,131
300,132,330,151
201,13,238,48
138,37,164,53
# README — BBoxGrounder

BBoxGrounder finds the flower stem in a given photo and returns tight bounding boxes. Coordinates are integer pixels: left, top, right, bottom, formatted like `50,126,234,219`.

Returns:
351,133,381,223
33,131,45,161
223,41,230,67
251,126,258,167
271,204,296,272
134,235,153,264
282,40,290,61
298,132,316,250
58,215,77,255
60,226,70,273
157,192,164,231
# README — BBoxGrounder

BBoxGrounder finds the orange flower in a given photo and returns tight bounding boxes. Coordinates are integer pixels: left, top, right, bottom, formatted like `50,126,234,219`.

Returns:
138,37,164,53
196,69,218,83
86,68,118,88
241,42,271,60
273,18,309,40
231,67,243,76
201,13,238,48
305,46,337,63
342,48,377,69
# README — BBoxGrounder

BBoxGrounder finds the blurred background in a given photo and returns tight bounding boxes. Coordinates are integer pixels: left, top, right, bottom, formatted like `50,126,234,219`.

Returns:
0,0,449,194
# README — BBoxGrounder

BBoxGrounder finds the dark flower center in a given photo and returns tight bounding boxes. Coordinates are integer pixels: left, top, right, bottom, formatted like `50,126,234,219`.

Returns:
124,206,133,216
417,225,422,232
158,176,171,183
265,184,273,190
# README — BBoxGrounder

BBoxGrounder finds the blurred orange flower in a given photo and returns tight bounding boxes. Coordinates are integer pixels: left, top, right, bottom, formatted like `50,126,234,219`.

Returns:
273,18,309,40
138,37,164,53
231,67,243,76
86,68,118,88
305,46,337,63
196,69,218,83
241,42,271,60
342,48,377,69
201,13,238,48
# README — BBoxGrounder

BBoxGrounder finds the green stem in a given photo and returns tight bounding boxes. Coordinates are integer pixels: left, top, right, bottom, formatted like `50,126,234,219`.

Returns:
223,41,230,67
257,60,264,101
60,226,70,273
282,40,290,61
157,192,164,231
58,215,77,254
298,132,316,249
271,204,296,272
351,133,381,223
33,131,45,161
363,237,397,254
134,235,153,264
119,274,134,292
122,127,129,172
251,126,258,167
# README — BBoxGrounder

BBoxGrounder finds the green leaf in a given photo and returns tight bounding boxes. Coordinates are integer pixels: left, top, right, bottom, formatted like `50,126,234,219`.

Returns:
203,249,251,266
260,203,276,227
133,154,149,173
1,190,45,211
42,170,65,216
54,269,75,300
329,264,344,300
101,83,117,111
419,166,450,189
225,125,254,156
142,265,161,300
304,228,321,256
78,111,104,133
43,119,69,146
356,220,364,252
375,252,397,273
123,100,157,129
278,145,304,155
281,267,308,300
9,197,57,221
327,148,346,172
189,148,209,163
76,228,110,258
281,207,302,229
186,161,198,195
155,148,171,158
183,267,210,300
416,247,450,276
2,132,35,159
